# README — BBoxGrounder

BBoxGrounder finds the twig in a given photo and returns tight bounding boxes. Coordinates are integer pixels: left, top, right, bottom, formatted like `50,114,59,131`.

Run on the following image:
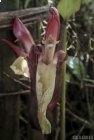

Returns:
55,127,60,140
66,108,94,129
77,123,86,136
86,87,92,121
3,72,30,89
0,5,49,29
20,116,28,124
66,80,94,88
0,90,30,96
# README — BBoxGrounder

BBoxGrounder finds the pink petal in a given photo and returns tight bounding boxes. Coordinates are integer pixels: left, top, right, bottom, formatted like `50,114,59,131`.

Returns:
13,18,35,52
48,50,67,111
53,50,67,65
1,39,27,57
45,6,60,41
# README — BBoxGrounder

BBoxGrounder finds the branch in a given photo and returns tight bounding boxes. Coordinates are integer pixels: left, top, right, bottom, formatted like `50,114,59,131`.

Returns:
66,80,94,88
66,108,94,129
0,5,49,29
0,90,30,96
3,72,30,89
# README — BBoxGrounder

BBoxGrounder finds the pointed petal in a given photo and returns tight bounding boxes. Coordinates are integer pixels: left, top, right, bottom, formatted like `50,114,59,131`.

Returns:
13,18,35,52
48,50,67,111
45,6,60,41
1,39,27,57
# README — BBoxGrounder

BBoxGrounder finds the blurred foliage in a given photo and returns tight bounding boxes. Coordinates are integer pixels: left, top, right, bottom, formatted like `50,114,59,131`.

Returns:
64,0,94,139
67,56,86,80
66,1,94,80
57,0,81,19
19,0,48,8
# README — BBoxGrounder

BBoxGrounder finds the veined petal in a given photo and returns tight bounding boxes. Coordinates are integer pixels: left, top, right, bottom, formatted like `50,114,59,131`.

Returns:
45,6,60,41
1,39,27,57
36,61,56,134
13,18,35,53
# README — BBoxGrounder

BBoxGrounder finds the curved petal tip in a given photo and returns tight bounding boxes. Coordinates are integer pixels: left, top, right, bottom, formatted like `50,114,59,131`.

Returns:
45,6,60,41
13,17,35,52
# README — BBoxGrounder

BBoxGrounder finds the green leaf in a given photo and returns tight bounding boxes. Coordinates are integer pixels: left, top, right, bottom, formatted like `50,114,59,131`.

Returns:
57,0,81,19
81,0,92,4
67,56,86,80
65,72,71,82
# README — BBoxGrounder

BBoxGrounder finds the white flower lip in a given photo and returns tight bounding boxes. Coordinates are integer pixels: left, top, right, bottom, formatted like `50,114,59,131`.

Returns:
46,44,54,48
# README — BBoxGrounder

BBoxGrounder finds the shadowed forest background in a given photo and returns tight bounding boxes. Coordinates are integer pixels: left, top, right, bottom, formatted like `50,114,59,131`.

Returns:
0,0,94,140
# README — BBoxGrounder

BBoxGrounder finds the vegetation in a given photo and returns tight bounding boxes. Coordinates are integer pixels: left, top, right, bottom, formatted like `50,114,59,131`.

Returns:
0,0,94,140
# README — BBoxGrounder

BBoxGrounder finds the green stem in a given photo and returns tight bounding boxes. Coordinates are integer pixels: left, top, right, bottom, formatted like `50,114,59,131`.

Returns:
60,20,67,140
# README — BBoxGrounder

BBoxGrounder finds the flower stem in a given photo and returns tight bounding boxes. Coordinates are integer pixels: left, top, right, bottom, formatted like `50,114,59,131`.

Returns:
60,19,67,140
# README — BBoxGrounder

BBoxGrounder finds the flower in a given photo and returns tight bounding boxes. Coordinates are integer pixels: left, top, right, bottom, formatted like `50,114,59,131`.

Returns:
1,6,67,134
10,56,29,78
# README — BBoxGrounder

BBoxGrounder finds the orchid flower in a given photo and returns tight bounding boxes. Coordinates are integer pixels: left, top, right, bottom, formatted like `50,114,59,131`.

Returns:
1,6,67,134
